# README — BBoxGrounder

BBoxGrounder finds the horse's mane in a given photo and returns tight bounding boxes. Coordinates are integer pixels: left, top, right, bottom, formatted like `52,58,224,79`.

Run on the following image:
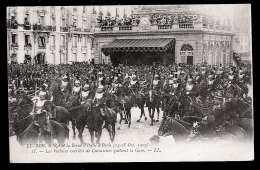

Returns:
17,94,33,105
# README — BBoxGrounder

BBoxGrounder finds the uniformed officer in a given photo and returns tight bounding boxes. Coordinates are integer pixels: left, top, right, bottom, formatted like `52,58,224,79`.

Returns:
92,81,108,119
185,75,199,98
72,79,82,100
80,83,94,104
30,90,52,141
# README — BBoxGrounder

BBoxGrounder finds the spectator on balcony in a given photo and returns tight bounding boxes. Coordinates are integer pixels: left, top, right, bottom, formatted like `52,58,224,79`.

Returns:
11,16,19,28
36,19,41,30
24,17,30,27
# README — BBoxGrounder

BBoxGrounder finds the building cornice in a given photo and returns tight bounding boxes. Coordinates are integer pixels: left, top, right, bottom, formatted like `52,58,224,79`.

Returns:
94,30,234,37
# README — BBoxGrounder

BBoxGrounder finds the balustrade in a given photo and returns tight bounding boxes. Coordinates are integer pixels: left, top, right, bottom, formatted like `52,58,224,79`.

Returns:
119,26,132,31
158,25,172,29
179,23,194,29
101,26,113,31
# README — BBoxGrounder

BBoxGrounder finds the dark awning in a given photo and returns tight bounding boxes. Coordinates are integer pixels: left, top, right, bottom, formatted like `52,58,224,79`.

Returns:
101,38,175,56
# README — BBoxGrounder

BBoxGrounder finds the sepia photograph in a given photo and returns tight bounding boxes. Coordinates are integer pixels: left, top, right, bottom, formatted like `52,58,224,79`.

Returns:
7,4,253,162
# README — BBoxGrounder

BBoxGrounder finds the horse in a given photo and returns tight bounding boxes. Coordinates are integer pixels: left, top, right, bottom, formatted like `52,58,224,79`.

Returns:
11,94,69,146
106,92,132,129
84,100,117,144
145,89,161,126
125,85,147,122
158,116,191,143
65,94,88,144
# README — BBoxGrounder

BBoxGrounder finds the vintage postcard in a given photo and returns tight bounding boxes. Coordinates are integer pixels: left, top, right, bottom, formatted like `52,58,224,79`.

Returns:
8,4,253,162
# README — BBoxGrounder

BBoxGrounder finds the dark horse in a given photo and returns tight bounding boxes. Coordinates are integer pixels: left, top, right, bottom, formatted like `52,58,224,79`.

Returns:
65,94,88,144
145,89,161,126
49,78,65,106
106,92,133,129
84,100,117,144
11,94,69,146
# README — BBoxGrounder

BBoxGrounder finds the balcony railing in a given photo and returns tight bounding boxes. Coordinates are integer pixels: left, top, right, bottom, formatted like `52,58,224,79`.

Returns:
11,43,19,48
81,46,87,48
45,26,52,31
158,25,172,29
221,26,225,30
24,25,31,30
60,27,68,32
101,26,113,31
215,25,220,30
83,28,90,32
60,45,65,49
24,44,32,48
52,26,56,31
209,24,214,29
72,46,77,48
74,27,82,32
179,23,194,29
11,24,18,29
119,26,132,31
38,46,46,49
33,25,45,31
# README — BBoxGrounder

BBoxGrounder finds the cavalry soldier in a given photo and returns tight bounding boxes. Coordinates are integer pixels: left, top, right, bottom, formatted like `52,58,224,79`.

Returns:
151,74,162,99
92,81,108,120
80,83,94,104
162,73,174,111
185,75,199,99
207,71,217,100
130,73,140,106
72,79,82,100
110,76,120,95
30,89,56,141
200,65,207,79
97,70,104,85
60,74,72,102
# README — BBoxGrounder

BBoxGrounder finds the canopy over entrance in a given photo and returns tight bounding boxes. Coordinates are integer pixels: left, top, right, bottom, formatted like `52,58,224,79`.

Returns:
101,38,176,66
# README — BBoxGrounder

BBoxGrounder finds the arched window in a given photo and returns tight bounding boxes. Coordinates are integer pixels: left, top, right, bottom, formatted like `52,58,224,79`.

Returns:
180,44,193,64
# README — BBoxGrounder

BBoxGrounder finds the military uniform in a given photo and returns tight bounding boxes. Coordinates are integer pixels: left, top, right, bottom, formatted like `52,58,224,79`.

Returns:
72,79,82,100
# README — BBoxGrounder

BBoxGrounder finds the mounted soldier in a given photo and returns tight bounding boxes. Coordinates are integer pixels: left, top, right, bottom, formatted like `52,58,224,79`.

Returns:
60,74,72,102
80,83,94,104
151,73,162,100
30,88,56,141
129,72,140,106
72,79,82,100
185,75,199,100
92,81,108,120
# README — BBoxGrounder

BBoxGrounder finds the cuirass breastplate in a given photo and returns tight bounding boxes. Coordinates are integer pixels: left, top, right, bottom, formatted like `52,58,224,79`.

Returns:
186,84,193,91
73,87,81,93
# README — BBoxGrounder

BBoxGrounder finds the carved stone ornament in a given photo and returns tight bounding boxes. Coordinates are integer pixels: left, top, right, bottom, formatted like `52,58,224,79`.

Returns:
37,7,47,16
24,7,30,15
73,7,78,16
139,16,151,30
61,7,66,19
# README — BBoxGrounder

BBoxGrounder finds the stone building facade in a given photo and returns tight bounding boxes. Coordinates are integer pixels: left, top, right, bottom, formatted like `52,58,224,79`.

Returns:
7,5,235,65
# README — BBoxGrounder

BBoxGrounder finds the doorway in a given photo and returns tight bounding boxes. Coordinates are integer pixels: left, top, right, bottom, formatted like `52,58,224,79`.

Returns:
187,56,193,65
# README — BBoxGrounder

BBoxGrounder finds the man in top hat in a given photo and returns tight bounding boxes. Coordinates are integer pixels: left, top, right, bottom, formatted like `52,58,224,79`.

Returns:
72,79,82,100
